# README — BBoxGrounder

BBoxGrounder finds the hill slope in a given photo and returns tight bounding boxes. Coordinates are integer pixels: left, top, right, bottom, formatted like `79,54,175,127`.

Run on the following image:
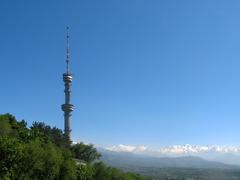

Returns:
99,149,236,169
99,149,240,180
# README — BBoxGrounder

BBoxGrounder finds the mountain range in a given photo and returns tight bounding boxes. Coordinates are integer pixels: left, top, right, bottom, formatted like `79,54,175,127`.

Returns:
98,148,240,180
99,148,238,169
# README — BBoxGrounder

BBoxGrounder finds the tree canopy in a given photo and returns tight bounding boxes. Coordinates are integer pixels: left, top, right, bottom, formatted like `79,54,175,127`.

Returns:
0,113,151,180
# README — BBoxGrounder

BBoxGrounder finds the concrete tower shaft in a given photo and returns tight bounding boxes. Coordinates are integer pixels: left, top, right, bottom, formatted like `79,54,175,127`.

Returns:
61,27,74,141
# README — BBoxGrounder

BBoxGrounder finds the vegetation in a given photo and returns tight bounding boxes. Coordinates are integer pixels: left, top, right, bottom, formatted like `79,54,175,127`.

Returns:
0,113,151,180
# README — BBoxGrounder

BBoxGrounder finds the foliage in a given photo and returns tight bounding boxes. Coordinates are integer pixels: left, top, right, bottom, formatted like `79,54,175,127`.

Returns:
0,114,29,140
31,121,69,147
92,162,148,180
77,164,94,180
71,143,101,163
0,113,151,180
0,118,11,136
22,138,64,179
0,136,24,179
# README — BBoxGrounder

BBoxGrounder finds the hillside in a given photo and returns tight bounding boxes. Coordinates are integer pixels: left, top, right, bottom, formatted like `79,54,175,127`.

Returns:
100,149,240,180
0,114,150,180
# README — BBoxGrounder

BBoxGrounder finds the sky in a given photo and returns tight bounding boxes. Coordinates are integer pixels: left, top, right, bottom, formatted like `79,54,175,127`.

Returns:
1,0,240,148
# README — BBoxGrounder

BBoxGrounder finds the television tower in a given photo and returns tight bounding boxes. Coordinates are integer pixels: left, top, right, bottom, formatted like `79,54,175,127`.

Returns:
61,27,74,141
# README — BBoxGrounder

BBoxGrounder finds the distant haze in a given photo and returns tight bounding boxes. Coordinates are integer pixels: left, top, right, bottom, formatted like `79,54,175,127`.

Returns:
101,144,240,165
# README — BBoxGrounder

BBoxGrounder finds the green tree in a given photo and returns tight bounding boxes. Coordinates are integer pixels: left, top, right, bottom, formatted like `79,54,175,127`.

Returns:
71,143,101,163
59,149,77,180
0,113,29,140
0,117,12,136
31,122,68,147
22,138,63,179
77,164,94,180
0,137,24,179
93,162,111,180
0,114,150,180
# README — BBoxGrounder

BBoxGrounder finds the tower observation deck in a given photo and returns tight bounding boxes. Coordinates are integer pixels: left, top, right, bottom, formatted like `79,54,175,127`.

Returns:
61,27,74,141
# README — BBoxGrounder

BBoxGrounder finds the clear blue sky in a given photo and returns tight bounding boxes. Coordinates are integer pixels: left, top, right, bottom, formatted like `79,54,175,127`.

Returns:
1,0,240,147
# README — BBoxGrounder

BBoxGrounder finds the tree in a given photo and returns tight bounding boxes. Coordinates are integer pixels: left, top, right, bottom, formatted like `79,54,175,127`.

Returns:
76,164,94,180
0,117,12,136
59,149,77,180
92,162,111,180
0,113,29,141
71,143,101,163
22,138,63,179
0,114,150,180
30,122,68,147
0,137,24,179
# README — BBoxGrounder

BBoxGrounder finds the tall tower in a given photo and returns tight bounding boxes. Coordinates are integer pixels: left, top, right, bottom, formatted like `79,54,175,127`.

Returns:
62,27,74,141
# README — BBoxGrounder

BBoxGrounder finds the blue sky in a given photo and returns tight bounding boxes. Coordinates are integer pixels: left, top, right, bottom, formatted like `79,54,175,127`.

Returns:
1,0,240,147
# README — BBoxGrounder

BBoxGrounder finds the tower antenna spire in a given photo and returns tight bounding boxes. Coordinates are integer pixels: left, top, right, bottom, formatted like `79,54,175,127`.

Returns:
66,26,70,74
62,26,74,143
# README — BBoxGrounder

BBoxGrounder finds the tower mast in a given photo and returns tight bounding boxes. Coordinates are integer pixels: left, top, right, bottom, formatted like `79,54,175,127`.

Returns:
62,27,74,142
66,26,70,74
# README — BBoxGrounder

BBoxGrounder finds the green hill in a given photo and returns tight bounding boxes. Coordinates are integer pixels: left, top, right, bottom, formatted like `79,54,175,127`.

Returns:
0,113,151,180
